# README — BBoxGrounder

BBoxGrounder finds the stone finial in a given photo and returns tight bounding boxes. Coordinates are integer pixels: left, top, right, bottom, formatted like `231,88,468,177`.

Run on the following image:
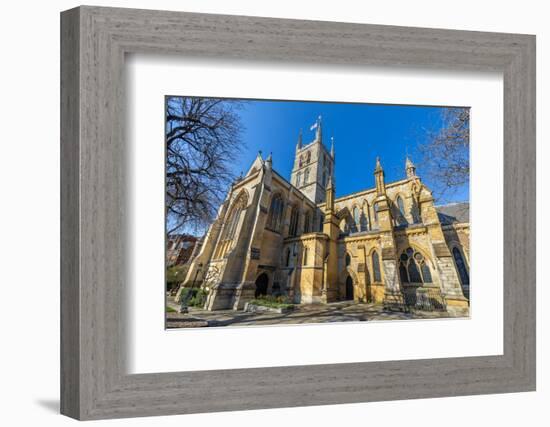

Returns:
330,136,335,158
375,156,383,173
405,156,416,178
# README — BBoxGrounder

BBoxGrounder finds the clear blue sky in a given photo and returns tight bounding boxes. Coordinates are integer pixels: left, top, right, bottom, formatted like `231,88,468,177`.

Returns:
232,99,469,203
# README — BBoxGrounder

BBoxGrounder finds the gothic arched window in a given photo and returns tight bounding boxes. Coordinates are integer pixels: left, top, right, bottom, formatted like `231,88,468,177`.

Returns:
304,168,310,184
361,203,369,231
452,247,470,286
288,205,299,237
285,248,291,267
304,211,311,233
306,151,311,163
267,194,284,232
372,251,382,282
373,203,379,224
399,247,433,284
353,207,360,229
318,213,324,232
217,192,247,258
396,196,406,217
345,253,351,266
296,172,301,187
395,195,407,225
303,246,309,265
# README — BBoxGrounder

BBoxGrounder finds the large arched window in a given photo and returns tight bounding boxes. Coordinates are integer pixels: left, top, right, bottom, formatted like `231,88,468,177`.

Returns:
217,192,247,258
288,205,300,237
452,247,470,286
304,168,310,184
372,251,382,282
398,247,433,284
303,211,311,233
296,172,301,187
267,194,284,232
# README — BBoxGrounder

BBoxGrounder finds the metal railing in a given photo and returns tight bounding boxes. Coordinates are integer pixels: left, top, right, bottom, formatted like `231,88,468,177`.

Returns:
402,286,447,312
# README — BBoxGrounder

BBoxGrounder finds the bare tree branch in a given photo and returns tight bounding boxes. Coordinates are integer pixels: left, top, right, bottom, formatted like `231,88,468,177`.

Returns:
166,97,246,235
418,107,470,201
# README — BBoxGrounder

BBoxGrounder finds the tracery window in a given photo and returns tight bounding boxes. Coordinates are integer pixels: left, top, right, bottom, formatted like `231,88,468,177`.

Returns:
398,247,433,284
216,192,247,258
267,194,284,232
288,205,299,237
372,251,382,282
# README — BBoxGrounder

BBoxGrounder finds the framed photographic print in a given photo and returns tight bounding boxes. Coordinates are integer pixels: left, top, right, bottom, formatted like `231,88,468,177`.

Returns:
61,6,536,420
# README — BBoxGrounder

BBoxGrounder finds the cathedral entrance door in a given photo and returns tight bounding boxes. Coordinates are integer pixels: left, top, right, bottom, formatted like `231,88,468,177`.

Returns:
255,273,269,298
345,275,354,301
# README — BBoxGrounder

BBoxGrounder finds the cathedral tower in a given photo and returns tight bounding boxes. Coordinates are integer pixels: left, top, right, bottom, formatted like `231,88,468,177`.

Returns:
290,116,335,204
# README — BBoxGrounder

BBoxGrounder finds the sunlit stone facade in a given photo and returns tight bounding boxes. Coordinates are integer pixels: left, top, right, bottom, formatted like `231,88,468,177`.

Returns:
177,119,470,315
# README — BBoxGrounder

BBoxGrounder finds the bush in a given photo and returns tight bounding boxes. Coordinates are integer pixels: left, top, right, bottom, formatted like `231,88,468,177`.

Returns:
180,287,208,308
189,288,208,307
249,295,294,310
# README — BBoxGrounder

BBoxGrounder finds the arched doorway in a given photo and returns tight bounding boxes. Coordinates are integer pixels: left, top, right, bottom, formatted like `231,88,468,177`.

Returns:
345,275,354,301
255,273,269,298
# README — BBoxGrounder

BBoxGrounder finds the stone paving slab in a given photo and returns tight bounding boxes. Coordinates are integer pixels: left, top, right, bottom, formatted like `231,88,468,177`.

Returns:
166,299,458,329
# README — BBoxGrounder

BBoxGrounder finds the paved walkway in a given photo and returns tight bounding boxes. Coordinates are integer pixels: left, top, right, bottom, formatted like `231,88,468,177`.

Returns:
166,298,455,329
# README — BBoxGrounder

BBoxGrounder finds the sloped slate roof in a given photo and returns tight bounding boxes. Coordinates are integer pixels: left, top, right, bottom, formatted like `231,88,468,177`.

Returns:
435,202,470,225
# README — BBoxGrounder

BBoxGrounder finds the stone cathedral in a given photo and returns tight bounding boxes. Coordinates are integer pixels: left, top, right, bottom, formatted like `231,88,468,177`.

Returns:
176,118,471,315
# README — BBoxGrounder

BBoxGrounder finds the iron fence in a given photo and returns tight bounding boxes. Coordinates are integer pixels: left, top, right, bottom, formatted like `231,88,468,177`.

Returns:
401,286,447,312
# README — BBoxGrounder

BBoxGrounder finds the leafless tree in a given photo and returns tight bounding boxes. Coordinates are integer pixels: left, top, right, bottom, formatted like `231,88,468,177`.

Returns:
418,107,470,200
166,97,245,235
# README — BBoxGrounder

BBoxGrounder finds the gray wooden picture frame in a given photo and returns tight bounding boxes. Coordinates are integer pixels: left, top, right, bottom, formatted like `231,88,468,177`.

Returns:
60,6,536,421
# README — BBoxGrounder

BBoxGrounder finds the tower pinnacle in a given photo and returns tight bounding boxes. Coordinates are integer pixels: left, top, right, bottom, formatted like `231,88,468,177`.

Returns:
374,157,386,195
315,115,322,144
296,129,303,150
